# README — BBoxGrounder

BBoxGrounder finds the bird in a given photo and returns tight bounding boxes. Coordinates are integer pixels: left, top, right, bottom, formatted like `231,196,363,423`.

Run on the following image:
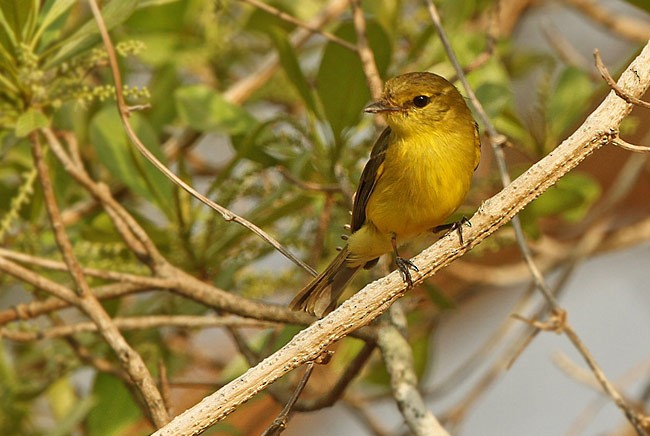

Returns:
290,72,480,317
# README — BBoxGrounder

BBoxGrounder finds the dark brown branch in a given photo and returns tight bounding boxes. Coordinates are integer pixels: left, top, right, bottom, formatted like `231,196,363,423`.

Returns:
262,363,316,436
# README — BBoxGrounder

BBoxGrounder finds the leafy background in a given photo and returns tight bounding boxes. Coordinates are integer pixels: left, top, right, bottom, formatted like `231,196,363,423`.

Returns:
0,0,649,435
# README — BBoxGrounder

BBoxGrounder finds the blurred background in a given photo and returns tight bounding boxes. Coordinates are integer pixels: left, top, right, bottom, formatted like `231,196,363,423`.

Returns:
0,0,649,435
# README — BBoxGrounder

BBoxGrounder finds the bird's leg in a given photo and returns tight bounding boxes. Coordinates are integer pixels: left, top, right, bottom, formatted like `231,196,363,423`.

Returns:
391,233,418,287
432,216,471,245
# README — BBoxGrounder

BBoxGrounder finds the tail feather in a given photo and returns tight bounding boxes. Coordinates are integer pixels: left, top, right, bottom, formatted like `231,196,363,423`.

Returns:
290,246,360,317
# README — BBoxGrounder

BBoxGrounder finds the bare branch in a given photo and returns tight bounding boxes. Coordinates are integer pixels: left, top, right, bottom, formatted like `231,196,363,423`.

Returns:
30,132,169,427
594,49,650,109
0,282,152,326
425,4,647,431
349,0,383,100
612,137,650,153
152,40,650,436
0,315,278,341
378,305,449,436
261,363,315,436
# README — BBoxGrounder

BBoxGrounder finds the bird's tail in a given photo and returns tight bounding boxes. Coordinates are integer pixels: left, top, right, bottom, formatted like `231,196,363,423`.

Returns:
289,246,360,318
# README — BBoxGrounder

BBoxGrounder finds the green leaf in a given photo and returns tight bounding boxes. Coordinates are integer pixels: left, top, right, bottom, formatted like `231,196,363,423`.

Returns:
46,0,138,67
33,0,76,47
245,3,294,34
14,108,49,137
86,373,140,436
523,171,601,223
174,85,278,166
546,67,593,145
494,108,536,150
474,82,511,119
0,0,36,43
268,27,319,116
316,20,392,141
37,0,76,34
174,84,256,134
89,106,173,213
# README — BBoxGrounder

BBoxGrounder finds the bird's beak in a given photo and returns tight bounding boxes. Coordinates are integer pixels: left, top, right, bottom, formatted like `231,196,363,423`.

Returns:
364,100,401,113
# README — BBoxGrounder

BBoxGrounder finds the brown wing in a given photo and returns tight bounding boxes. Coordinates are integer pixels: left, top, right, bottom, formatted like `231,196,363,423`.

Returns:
473,121,481,170
351,127,391,232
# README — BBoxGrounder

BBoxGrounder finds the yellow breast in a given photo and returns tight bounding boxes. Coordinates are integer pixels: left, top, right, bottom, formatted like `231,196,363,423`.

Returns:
366,125,477,240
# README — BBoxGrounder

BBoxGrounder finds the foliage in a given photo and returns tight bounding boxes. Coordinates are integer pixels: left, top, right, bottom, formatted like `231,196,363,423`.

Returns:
0,0,646,434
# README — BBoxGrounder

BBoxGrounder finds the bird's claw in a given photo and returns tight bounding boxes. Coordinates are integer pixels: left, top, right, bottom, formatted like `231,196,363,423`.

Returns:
396,256,419,287
433,216,471,245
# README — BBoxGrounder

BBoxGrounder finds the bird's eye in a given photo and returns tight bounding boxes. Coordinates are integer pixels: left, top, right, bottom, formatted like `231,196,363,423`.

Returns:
413,95,430,108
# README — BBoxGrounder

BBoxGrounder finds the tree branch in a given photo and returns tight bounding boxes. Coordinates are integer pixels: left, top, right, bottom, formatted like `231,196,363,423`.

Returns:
378,305,449,436
30,133,169,427
152,39,650,436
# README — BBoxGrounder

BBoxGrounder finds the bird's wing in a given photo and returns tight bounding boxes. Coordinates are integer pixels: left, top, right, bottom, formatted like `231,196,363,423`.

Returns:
351,126,391,232
473,121,481,170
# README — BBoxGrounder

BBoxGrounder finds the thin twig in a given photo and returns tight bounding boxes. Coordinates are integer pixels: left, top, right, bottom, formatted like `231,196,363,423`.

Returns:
542,21,593,74
30,132,169,427
158,359,173,417
0,247,173,286
0,282,152,326
594,49,650,109
0,315,278,341
295,341,375,411
88,0,317,277
612,137,650,153
240,0,356,51
261,363,316,436
349,0,383,100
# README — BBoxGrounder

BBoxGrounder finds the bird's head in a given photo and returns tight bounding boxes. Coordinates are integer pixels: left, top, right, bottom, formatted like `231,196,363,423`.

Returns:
364,72,469,136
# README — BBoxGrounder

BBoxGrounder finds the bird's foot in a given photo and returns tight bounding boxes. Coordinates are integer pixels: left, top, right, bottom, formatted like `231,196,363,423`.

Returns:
432,216,471,245
396,256,419,287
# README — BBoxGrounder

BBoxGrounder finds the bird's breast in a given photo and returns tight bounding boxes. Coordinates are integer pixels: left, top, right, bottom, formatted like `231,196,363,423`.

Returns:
365,130,476,240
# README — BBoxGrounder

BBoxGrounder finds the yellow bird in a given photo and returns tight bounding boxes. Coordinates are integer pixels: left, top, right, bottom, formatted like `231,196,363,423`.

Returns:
290,72,480,317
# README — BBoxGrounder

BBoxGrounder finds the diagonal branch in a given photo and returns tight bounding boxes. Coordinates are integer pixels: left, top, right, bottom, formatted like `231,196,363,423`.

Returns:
30,133,169,427
152,39,650,436
240,0,356,51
